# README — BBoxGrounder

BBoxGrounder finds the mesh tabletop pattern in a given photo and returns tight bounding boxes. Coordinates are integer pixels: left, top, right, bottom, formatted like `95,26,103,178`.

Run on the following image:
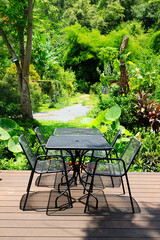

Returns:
46,135,112,151
54,128,103,136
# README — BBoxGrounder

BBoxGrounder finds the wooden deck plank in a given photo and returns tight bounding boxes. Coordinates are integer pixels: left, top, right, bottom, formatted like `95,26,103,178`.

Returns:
0,228,160,238
0,171,160,239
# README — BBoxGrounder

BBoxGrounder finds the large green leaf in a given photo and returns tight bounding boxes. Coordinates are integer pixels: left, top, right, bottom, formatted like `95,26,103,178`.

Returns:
90,109,111,127
8,136,22,153
0,118,19,132
0,127,10,140
81,117,94,125
105,105,121,121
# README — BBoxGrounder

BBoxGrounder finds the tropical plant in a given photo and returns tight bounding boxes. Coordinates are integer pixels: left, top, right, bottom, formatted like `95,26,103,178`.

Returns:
0,118,33,170
147,105,160,133
131,89,160,132
82,104,132,155
0,118,23,154
131,89,151,130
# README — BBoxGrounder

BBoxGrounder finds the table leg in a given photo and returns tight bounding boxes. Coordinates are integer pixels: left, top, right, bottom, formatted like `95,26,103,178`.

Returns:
55,156,73,208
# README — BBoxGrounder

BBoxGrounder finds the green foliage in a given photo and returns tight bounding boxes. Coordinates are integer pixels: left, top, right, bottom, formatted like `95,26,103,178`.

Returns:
29,81,42,113
150,31,160,54
0,118,29,169
132,131,160,172
0,39,10,80
131,89,160,133
31,32,65,79
128,51,160,94
0,64,42,115
62,0,96,29
82,104,132,156
0,117,39,170
0,155,29,170
91,92,138,131
105,104,121,121
63,24,122,90
96,0,125,34
83,104,131,135
0,0,28,39
0,118,23,153
131,1,160,30
43,63,76,104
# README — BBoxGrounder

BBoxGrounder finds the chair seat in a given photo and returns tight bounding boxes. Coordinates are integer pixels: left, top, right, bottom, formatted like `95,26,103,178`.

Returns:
47,149,75,157
86,161,123,176
85,150,107,158
35,159,70,173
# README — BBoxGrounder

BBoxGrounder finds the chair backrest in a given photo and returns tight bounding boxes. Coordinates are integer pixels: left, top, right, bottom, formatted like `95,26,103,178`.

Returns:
121,137,142,172
34,127,47,154
19,134,36,170
110,129,121,147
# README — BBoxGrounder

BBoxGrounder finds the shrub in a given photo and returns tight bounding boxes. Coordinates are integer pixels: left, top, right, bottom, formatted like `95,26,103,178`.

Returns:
0,156,29,170
0,64,42,117
0,117,40,170
44,63,76,101
149,31,160,54
89,92,137,131
132,131,160,172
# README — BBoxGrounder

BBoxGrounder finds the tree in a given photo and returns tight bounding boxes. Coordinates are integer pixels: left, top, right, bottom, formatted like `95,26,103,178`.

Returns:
131,1,160,30
119,35,130,96
0,0,34,118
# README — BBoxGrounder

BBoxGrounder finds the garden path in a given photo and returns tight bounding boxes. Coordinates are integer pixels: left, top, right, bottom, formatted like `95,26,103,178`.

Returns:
33,104,91,122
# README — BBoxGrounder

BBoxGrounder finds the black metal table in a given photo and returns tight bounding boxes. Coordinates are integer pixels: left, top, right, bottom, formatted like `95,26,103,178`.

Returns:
45,128,113,209
54,127,104,136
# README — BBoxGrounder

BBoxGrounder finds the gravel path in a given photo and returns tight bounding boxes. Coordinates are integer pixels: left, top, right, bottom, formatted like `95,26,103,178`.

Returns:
33,104,91,122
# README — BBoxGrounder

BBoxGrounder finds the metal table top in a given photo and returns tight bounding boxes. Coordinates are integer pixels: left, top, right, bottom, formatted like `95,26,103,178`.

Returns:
54,128,103,136
46,135,112,151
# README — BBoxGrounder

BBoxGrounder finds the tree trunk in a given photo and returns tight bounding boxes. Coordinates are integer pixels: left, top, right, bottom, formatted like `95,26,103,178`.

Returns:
17,69,32,119
20,0,33,119
119,35,129,96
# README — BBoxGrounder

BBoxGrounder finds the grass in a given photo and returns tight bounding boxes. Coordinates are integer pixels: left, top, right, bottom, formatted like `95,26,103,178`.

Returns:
38,116,87,138
37,93,98,113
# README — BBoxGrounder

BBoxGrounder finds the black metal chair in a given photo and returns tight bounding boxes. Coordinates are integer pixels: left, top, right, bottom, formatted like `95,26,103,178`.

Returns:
34,126,74,159
19,134,71,210
81,130,121,184
84,137,142,213
83,129,121,161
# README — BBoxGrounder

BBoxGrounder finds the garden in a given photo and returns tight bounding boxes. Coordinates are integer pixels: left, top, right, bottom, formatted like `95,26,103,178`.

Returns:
0,0,160,172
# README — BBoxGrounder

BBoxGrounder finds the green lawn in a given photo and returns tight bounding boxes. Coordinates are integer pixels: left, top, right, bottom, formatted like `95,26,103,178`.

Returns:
38,93,98,113
37,116,87,138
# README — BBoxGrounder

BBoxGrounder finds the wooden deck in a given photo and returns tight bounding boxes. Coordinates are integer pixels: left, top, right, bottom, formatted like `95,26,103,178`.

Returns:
0,170,160,239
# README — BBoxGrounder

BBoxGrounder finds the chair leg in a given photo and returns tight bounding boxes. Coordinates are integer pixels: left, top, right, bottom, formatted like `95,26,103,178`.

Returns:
125,173,134,213
81,156,85,173
110,176,114,188
23,170,34,211
121,176,125,194
83,174,89,194
37,173,42,186
84,174,98,213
